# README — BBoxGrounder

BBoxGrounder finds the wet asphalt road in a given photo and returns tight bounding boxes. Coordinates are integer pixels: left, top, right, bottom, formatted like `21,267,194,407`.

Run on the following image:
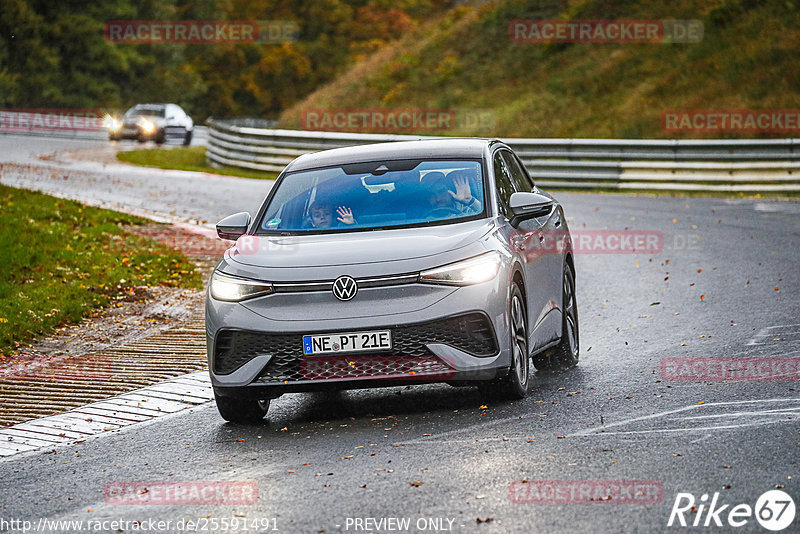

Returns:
0,133,263,225
0,134,798,533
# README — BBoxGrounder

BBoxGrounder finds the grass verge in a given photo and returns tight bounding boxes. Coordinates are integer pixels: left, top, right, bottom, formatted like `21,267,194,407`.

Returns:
116,146,279,181
279,0,800,139
0,185,202,357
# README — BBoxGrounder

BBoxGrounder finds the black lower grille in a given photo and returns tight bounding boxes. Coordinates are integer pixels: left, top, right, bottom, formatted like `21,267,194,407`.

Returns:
213,313,498,378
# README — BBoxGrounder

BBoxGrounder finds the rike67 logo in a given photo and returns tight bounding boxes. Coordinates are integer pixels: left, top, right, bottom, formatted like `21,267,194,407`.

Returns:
668,490,795,531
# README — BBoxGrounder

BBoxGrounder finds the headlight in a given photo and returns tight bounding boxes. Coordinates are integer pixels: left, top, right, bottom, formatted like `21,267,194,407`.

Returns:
137,117,155,134
104,115,121,131
210,272,273,302
420,252,501,286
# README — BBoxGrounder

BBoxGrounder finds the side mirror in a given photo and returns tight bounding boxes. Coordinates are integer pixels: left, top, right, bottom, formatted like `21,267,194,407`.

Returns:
509,192,554,227
216,212,251,240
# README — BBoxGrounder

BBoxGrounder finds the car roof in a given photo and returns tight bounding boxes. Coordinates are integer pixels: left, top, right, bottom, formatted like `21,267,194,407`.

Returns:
287,138,500,172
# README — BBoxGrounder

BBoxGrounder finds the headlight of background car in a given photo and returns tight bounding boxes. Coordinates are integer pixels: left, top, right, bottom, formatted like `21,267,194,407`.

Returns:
137,117,155,134
104,114,121,132
210,272,273,302
419,252,501,286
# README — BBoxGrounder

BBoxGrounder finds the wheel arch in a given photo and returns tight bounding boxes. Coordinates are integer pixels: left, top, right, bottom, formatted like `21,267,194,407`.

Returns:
510,262,526,302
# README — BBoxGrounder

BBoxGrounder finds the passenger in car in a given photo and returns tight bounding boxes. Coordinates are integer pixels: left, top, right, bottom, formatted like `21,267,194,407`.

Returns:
307,201,357,228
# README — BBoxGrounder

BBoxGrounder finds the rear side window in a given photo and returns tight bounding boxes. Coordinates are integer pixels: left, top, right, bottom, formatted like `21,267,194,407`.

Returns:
493,152,515,218
501,150,533,192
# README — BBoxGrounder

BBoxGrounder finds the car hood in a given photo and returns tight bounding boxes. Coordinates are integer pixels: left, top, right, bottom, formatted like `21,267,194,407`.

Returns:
225,219,497,271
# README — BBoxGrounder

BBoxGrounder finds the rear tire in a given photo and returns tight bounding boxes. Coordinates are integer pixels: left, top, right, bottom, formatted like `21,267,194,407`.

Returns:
533,262,579,371
214,393,269,424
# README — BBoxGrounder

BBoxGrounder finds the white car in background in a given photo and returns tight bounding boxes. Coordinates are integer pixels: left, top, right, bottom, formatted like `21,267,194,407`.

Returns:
107,103,194,145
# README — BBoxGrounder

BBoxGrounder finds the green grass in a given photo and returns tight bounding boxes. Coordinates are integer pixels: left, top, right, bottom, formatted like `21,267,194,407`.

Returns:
116,146,278,181
0,185,202,357
278,0,800,139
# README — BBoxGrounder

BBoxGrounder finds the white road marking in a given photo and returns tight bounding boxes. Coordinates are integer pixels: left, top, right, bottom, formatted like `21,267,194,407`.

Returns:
569,398,800,437
0,371,213,460
391,415,534,446
747,324,800,345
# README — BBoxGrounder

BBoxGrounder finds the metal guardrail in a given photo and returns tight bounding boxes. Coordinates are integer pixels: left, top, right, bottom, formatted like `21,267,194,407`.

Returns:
206,119,800,192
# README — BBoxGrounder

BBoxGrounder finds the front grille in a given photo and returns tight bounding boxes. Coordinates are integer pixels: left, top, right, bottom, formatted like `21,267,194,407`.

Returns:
213,313,498,379
298,355,453,382
271,273,419,293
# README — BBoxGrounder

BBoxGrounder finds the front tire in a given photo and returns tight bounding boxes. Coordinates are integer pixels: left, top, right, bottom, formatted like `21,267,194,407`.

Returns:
482,283,530,399
183,129,193,146
214,393,270,424
533,262,579,371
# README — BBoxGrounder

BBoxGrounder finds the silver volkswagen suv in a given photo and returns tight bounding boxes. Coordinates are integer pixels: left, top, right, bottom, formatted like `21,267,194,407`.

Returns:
206,139,578,423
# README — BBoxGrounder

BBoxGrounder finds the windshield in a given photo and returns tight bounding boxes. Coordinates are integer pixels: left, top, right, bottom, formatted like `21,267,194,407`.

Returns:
258,159,485,233
126,106,166,118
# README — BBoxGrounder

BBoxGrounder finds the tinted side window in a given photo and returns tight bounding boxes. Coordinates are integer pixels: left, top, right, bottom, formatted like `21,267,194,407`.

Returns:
493,152,515,218
501,150,533,192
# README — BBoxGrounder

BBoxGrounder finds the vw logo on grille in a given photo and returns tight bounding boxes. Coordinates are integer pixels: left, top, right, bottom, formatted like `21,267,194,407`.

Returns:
332,276,358,301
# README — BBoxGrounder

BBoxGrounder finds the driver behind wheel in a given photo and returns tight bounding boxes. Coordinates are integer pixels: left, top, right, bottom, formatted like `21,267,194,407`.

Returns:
422,170,482,216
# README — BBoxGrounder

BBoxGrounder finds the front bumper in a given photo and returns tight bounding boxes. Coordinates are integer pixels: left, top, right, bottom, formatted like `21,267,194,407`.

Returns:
206,279,513,398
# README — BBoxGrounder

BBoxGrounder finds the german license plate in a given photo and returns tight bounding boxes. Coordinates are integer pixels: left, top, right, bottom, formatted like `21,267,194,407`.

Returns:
303,330,392,355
